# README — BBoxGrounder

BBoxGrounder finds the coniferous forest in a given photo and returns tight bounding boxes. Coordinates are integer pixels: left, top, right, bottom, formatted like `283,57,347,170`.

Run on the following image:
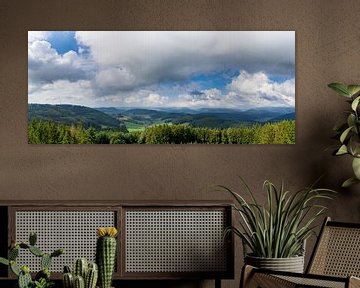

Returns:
28,119,295,144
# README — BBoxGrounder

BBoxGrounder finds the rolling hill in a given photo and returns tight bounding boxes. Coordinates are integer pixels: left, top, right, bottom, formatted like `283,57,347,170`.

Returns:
28,104,295,131
28,104,121,129
97,106,295,129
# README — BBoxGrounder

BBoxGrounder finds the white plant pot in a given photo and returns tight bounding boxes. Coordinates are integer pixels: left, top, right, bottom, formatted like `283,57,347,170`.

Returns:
245,254,305,273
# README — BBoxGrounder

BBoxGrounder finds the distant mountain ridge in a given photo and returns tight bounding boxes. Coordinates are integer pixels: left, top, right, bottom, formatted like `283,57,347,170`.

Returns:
28,104,295,130
96,106,295,128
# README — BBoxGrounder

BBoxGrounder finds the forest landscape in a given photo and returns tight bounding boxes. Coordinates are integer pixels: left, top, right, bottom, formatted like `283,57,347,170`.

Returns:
28,31,295,144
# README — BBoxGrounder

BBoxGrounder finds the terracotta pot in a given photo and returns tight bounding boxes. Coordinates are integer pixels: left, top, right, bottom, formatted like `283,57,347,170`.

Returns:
245,254,304,273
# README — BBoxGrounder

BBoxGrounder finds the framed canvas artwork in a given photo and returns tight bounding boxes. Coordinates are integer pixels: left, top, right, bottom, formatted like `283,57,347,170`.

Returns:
28,31,295,144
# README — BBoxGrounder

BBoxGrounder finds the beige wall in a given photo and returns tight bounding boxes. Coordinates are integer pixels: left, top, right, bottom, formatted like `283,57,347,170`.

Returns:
1,1,360,287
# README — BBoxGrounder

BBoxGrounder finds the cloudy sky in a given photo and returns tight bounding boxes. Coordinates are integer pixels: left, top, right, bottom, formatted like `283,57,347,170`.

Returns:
28,31,295,109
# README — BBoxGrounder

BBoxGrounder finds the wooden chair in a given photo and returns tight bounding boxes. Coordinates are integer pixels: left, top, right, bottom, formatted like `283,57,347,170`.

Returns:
241,217,360,288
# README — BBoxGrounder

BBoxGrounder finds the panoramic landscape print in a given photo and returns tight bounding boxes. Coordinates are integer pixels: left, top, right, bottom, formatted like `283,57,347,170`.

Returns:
28,31,295,144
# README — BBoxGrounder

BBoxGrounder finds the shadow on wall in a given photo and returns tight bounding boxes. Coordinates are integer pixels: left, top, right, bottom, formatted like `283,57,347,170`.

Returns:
306,107,360,219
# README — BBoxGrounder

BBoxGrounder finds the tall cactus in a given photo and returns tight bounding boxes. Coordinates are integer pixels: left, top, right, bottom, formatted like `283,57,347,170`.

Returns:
96,227,118,288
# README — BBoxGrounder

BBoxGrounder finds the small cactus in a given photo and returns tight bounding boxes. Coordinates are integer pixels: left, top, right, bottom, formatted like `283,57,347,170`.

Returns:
9,246,19,260
0,232,63,288
29,232,37,246
19,243,29,249
51,248,64,257
63,259,98,288
64,265,72,273
35,268,50,281
10,260,20,276
74,275,85,288
41,253,52,270
85,263,98,288
96,227,118,288
18,269,32,288
74,258,88,279
29,245,44,257
63,272,74,288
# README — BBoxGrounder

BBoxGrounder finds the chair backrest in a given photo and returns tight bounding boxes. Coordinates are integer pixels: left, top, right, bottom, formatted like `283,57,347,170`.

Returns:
307,217,360,277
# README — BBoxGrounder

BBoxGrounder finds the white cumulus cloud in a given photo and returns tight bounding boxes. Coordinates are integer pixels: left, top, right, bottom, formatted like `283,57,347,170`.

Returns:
28,80,96,106
75,31,295,96
28,40,89,84
226,70,295,107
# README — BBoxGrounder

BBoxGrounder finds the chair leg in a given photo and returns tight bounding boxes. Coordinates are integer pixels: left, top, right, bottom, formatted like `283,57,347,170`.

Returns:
240,265,255,288
215,278,221,288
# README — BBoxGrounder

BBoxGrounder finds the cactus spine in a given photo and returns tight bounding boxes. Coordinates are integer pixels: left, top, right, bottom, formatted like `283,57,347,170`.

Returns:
96,227,118,288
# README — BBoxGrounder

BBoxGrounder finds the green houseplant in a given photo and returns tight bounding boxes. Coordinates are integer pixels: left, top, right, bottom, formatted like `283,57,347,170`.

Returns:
221,179,334,272
0,232,63,288
328,83,360,187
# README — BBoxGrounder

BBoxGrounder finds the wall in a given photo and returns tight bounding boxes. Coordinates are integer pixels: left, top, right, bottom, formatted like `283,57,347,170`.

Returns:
1,1,360,287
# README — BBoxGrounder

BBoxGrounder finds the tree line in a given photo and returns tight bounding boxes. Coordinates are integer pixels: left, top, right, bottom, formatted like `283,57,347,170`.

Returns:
28,119,295,144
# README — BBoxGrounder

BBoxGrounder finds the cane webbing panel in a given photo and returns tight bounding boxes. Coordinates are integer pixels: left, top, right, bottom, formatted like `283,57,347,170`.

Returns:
249,273,297,288
125,210,227,273
309,226,360,277
15,211,115,272
276,275,345,288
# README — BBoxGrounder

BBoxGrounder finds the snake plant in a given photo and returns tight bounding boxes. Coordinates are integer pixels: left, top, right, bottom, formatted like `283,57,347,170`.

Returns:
221,178,335,258
328,83,360,187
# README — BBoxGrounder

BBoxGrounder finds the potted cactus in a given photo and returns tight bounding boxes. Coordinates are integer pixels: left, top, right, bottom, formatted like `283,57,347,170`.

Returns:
96,227,118,288
0,232,64,288
62,258,98,288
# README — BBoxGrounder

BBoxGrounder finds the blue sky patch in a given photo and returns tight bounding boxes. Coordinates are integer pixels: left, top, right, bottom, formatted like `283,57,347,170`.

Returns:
47,31,78,54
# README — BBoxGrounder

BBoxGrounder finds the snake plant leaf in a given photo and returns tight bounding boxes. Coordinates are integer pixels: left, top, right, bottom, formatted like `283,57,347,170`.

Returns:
347,85,360,97
351,96,360,111
340,126,353,143
328,83,351,97
352,157,360,179
336,144,348,155
342,177,360,188
221,180,335,258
